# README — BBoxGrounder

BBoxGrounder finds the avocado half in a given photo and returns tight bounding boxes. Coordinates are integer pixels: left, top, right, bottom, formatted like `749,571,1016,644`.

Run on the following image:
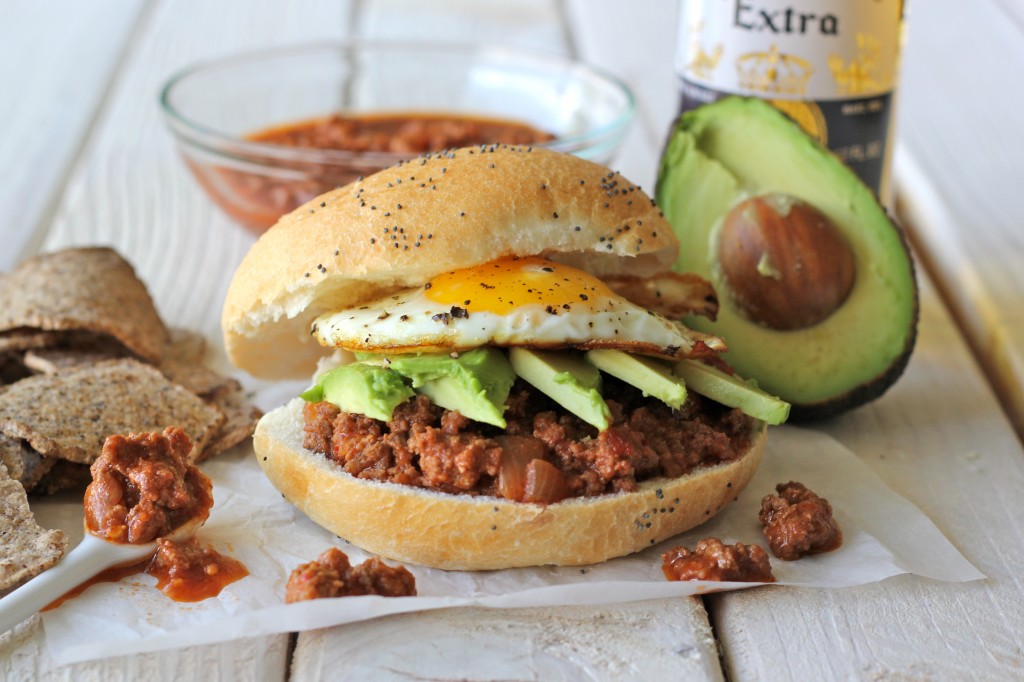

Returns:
655,97,918,420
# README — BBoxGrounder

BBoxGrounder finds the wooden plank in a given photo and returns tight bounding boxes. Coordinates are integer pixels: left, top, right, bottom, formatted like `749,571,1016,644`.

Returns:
0,0,147,271
710,276,1024,679
894,0,1024,437
292,601,723,680
0,616,289,682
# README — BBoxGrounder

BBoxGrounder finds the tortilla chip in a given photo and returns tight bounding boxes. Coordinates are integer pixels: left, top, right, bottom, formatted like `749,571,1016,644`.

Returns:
0,247,169,363
0,359,224,464
164,327,207,366
0,353,30,385
0,331,66,354
23,344,129,374
28,458,91,496
159,358,234,398
198,381,262,461
0,434,24,480
0,434,54,490
0,462,68,595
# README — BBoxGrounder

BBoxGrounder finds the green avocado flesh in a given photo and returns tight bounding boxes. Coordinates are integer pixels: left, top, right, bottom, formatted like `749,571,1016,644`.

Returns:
301,363,414,423
386,347,515,427
585,349,687,411
673,359,789,425
306,345,788,426
508,347,610,430
656,97,917,418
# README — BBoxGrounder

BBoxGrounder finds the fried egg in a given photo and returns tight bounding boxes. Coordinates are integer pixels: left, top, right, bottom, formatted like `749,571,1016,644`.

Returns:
312,256,724,358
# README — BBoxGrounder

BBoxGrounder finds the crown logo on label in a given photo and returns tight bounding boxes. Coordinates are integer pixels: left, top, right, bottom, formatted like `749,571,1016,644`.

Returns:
829,33,887,95
688,42,723,80
736,45,813,95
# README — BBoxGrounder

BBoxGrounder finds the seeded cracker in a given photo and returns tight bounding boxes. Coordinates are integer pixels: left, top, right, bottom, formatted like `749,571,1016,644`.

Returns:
28,459,91,496
0,461,68,596
22,344,129,374
163,327,207,366
0,359,224,464
0,433,54,490
0,247,169,363
0,353,30,385
199,381,263,461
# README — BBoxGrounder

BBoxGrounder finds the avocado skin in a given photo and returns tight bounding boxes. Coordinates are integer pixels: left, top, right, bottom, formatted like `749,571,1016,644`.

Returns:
790,308,916,421
656,97,918,420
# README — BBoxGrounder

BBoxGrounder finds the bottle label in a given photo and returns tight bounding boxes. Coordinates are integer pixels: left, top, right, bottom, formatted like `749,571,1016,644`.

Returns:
676,0,904,197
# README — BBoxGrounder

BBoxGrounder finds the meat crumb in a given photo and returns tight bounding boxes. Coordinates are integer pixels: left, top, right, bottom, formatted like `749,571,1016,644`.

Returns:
83,427,212,544
285,548,416,603
662,538,775,582
759,481,841,561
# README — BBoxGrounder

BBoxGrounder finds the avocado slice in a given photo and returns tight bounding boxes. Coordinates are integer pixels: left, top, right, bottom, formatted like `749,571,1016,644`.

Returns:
585,349,687,411
301,363,414,422
508,347,611,430
673,359,790,425
656,97,917,420
386,347,515,428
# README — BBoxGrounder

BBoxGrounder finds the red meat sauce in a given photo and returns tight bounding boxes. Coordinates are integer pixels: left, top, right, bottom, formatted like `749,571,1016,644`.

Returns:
760,481,842,560
661,538,776,583
285,548,416,603
303,378,754,503
54,428,248,609
84,427,212,544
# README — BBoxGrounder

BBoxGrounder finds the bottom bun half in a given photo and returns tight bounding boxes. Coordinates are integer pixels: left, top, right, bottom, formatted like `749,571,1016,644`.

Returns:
254,399,767,571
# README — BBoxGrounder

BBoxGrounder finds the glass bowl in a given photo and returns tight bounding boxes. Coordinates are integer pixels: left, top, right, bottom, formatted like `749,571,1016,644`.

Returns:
159,42,635,233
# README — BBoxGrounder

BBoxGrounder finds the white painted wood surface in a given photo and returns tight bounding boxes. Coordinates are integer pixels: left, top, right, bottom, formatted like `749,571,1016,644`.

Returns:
292,601,722,681
895,0,1024,439
0,0,148,272
4,0,1024,679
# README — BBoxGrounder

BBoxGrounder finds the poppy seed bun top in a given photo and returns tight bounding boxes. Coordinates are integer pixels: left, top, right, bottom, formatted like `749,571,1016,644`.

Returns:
222,145,680,379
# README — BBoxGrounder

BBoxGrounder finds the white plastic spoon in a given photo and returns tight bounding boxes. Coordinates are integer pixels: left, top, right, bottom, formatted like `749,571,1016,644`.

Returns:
0,515,204,634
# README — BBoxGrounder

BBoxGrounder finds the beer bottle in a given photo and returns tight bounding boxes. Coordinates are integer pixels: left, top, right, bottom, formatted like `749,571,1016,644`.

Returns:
675,0,906,204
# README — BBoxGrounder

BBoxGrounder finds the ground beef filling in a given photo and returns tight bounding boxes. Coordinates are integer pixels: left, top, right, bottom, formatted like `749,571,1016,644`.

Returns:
84,427,212,544
759,481,842,560
661,538,776,583
285,548,416,602
302,378,753,500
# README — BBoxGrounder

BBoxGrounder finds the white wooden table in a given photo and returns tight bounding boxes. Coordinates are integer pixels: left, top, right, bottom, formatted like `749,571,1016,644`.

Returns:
3,0,1024,679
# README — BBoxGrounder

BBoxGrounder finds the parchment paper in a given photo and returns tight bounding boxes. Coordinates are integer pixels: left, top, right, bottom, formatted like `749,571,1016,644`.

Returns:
37,413,984,666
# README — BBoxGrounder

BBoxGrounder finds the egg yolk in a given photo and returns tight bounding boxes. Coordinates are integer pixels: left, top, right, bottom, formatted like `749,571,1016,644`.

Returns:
424,256,615,315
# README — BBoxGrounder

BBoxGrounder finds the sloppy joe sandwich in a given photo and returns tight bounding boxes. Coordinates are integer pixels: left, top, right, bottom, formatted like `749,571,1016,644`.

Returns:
222,145,788,570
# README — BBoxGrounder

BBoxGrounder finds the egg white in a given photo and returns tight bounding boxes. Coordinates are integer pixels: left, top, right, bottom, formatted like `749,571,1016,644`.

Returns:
311,257,722,358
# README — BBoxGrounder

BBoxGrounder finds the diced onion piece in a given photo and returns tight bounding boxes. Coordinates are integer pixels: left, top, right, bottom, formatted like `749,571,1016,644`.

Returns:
496,435,546,502
523,459,570,504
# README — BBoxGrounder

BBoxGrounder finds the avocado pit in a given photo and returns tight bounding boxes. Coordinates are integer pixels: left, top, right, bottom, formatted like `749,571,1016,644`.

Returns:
717,193,856,331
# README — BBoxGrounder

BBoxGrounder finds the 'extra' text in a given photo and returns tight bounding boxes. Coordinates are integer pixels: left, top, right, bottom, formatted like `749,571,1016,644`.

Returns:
731,1,839,35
